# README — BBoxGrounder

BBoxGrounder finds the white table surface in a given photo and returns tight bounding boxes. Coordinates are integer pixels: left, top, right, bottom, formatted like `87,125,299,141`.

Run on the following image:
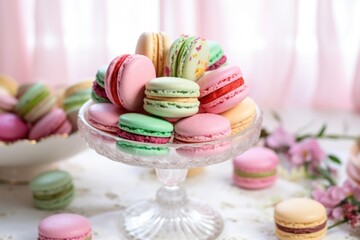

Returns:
1,109,360,240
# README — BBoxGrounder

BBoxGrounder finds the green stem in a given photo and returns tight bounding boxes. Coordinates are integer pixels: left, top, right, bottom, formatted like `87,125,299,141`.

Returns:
297,134,359,141
328,219,347,230
316,167,337,186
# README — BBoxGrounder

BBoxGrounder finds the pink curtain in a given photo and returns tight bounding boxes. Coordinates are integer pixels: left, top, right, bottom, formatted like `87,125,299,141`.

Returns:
1,0,360,110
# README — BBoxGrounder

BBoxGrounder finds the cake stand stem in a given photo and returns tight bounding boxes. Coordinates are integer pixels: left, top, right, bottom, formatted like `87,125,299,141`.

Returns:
118,168,224,240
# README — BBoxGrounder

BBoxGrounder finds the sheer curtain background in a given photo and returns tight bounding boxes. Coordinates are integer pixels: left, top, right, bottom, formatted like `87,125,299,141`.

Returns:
0,0,360,110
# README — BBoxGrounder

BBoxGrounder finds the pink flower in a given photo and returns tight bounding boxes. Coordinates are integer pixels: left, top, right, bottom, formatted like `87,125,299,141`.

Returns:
312,185,349,209
288,138,326,166
265,127,295,152
330,207,344,220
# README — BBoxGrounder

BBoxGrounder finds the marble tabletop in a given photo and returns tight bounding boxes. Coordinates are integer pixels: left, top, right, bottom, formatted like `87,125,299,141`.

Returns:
1,109,360,240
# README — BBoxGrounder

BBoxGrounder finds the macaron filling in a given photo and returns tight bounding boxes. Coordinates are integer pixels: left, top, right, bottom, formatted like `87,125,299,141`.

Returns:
208,55,227,70
92,82,108,99
117,129,170,144
234,169,276,178
276,221,327,234
200,77,244,104
109,54,129,106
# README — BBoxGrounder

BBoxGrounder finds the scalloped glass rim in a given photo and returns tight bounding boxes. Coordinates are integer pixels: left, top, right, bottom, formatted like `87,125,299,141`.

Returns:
0,132,73,147
78,100,263,169
79,100,262,148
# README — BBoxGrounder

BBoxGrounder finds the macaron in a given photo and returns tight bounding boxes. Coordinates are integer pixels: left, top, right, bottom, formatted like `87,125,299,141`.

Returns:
220,97,257,135
38,213,92,240
197,65,249,113
29,170,74,210
174,113,231,157
105,54,156,111
165,35,209,81
91,65,110,103
0,113,29,142
207,40,227,70
136,32,170,77
274,198,327,240
0,93,17,112
15,83,57,123
63,80,93,99
0,74,18,96
117,113,173,156
233,147,279,189
143,77,200,118
29,108,72,141
87,103,126,133
346,149,360,187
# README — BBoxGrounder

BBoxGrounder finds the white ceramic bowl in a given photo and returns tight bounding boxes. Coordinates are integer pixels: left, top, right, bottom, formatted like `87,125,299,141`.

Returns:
0,132,87,184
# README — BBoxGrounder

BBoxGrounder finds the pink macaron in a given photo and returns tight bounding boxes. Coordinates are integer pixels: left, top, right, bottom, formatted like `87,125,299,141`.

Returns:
87,103,127,133
233,147,279,190
105,54,156,112
197,65,249,113
0,93,17,112
0,113,29,142
38,213,92,240
29,108,72,141
174,113,231,157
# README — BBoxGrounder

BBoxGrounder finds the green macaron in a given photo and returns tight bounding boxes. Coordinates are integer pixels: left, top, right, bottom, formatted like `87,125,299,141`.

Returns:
15,83,56,123
117,113,173,156
95,65,108,88
63,88,91,114
29,170,74,210
144,77,200,118
165,35,209,81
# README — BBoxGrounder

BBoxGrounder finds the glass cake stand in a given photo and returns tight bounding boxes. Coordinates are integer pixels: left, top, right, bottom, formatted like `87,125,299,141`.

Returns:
78,100,262,240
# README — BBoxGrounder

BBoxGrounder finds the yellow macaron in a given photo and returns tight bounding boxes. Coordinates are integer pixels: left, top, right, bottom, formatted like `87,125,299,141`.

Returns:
220,97,256,134
0,74,18,96
274,198,327,240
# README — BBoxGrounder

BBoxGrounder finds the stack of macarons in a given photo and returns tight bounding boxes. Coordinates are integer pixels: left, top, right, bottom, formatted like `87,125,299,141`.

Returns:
0,80,74,143
84,31,257,158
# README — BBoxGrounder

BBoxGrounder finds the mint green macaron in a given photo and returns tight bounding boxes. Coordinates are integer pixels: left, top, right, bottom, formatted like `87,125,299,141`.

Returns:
117,113,173,156
95,65,108,88
29,170,74,210
144,77,200,118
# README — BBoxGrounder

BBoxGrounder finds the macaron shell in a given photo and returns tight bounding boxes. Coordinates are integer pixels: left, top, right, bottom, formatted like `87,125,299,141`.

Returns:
0,113,29,141
38,213,91,239
346,160,360,185
274,198,327,226
143,98,200,118
116,140,170,156
0,74,18,96
54,119,73,135
87,103,126,133
64,80,93,98
0,94,17,111
174,113,231,142
176,140,231,158
29,108,67,140
145,77,200,97
96,65,108,87
165,36,187,77
275,226,326,240
135,32,158,73
157,32,170,76
233,147,279,171
25,95,57,123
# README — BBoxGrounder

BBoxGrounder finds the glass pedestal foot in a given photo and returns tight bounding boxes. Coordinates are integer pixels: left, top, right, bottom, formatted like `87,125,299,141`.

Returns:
119,187,224,240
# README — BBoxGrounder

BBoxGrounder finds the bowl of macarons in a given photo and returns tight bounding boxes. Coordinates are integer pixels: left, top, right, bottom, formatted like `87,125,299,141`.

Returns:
0,75,91,184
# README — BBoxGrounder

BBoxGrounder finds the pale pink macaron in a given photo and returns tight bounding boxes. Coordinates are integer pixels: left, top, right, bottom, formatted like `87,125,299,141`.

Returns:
87,103,127,133
0,93,17,112
197,65,249,113
29,108,72,141
38,213,92,240
174,113,231,157
233,147,279,189
346,156,360,187
0,113,29,142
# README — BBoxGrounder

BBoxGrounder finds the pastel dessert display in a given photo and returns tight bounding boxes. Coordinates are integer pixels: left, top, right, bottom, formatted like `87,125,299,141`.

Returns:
0,113,29,142
220,97,257,135
29,108,72,141
87,103,126,133
207,40,227,70
117,113,173,156
233,146,279,189
105,54,156,111
0,74,18,96
91,65,110,103
38,213,92,240
29,170,74,210
165,35,209,81
15,83,56,123
197,65,249,113
274,198,327,240
144,77,200,118
136,32,170,77
62,80,92,129
174,113,231,157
